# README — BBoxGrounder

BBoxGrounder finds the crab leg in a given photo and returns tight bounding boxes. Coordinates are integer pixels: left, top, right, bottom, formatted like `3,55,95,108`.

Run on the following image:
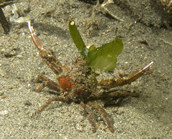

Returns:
35,75,60,92
99,61,153,89
80,101,97,133
28,21,63,75
87,101,114,133
37,96,68,113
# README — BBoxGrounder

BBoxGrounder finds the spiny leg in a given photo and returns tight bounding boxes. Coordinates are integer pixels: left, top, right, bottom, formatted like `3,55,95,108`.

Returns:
100,90,139,107
35,75,60,93
99,61,153,89
37,96,67,113
91,90,139,100
87,101,114,133
102,90,139,98
80,101,97,133
90,89,139,107
28,21,63,76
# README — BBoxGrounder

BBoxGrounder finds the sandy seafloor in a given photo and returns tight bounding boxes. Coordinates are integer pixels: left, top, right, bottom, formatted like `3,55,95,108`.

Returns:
0,0,172,138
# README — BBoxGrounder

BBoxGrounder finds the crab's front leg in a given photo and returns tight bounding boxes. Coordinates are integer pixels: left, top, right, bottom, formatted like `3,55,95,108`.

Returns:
28,21,63,76
99,61,153,89
34,75,60,92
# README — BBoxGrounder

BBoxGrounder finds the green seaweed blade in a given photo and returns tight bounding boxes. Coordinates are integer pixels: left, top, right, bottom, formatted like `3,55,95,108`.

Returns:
69,21,123,72
86,38,123,72
69,21,88,59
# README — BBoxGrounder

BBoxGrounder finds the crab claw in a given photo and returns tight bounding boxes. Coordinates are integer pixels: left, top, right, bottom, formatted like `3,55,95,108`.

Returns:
28,21,63,75
115,61,154,86
99,61,153,89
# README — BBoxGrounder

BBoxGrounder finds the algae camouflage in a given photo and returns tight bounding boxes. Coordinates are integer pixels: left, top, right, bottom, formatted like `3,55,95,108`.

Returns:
69,21,123,72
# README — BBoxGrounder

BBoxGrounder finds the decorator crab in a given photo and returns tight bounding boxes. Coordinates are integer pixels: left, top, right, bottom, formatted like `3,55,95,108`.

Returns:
28,21,153,133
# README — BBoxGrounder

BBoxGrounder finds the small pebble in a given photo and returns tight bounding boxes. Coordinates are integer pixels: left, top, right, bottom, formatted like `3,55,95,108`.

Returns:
75,123,83,132
24,100,32,106
0,92,4,96
1,94,8,99
0,110,8,116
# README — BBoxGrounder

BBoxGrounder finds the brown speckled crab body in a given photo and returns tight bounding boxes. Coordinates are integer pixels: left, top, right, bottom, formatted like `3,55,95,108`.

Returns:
28,21,153,133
